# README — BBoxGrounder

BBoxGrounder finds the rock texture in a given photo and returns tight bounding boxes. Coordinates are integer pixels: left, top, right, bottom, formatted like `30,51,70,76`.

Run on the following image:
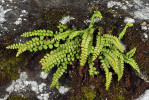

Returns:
0,0,149,100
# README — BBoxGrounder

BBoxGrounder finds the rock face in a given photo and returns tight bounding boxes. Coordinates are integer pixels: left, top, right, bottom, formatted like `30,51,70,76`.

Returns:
0,0,149,100
1,0,149,41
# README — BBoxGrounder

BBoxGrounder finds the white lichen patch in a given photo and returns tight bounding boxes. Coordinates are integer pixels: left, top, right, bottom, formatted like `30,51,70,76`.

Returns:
136,90,149,100
59,86,69,94
141,26,147,31
107,1,121,8
59,16,75,25
124,17,135,23
40,71,48,79
37,93,49,100
0,1,28,34
107,1,127,10
0,94,9,100
107,0,149,21
14,10,28,25
0,5,11,31
120,42,126,51
9,0,13,3
5,72,49,100
84,17,102,24
14,18,22,25
134,7,149,20
143,33,148,39
39,83,46,92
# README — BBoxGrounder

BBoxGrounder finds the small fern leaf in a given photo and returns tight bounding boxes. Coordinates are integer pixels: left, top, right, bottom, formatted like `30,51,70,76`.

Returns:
21,30,53,37
117,54,124,81
100,59,112,90
88,56,98,76
102,49,119,75
126,47,136,58
103,34,124,52
50,65,67,88
124,57,140,73
53,30,74,42
6,43,23,49
118,23,133,40
80,33,92,66
89,10,103,28
81,30,89,48
16,46,28,57
40,39,80,69
92,35,104,61
68,30,83,39
106,72,112,90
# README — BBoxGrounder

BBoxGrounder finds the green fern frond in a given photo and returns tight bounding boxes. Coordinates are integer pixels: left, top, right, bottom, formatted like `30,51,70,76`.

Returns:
118,23,133,40
124,56,140,73
111,48,124,81
117,54,124,81
40,39,80,70
50,65,67,88
89,10,103,28
126,47,136,58
16,37,53,57
102,48,124,81
92,35,104,61
80,33,92,66
100,58,112,90
124,47,140,73
57,24,68,32
6,10,139,91
102,50,119,75
68,30,83,39
88,56,99,77
6,43,23,49
106,72,112,90
103,34,124,52
21,30,53,37
52,29,76,42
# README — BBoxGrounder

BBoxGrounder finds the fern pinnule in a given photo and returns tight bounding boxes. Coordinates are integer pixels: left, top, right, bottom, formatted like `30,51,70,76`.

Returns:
57,24,68,32
21,30,53,37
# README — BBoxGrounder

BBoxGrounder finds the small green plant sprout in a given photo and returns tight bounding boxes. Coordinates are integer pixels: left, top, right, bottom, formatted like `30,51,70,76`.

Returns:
6,10,140,90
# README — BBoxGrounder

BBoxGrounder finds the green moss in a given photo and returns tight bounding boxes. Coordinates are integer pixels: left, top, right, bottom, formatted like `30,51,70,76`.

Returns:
82,87,96,100
0,55,23,86
43,8,65,30
0,40,31,86
100,83,126,100
108,86,125,100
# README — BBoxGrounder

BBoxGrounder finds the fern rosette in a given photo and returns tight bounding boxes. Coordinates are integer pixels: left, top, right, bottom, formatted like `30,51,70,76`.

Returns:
6,10,140,90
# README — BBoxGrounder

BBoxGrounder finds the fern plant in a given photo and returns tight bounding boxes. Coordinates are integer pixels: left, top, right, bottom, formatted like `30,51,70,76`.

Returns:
6,10,140,90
